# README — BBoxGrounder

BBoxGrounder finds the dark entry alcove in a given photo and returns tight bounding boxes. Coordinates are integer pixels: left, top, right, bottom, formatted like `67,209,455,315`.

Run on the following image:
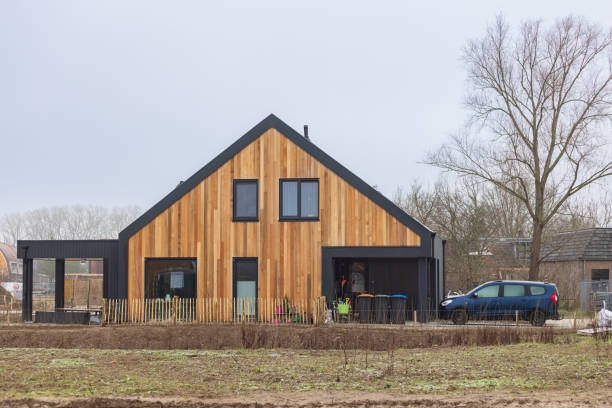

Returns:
333,257,419,309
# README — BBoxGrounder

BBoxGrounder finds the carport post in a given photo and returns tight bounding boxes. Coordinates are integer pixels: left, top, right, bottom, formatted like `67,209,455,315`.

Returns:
22,258,33,322
417,258,428,323
55,259,65,309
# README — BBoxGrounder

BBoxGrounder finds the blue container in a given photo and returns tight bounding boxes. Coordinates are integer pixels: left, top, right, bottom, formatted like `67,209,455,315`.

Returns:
390,294,407,324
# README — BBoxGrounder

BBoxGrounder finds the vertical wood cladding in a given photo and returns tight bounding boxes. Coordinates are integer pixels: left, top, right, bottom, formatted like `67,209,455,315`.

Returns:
128,129,421,301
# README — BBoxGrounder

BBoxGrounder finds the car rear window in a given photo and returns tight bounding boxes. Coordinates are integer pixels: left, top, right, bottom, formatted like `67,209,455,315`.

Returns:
476,285,500,298
529,286,546,296
503,285,525,297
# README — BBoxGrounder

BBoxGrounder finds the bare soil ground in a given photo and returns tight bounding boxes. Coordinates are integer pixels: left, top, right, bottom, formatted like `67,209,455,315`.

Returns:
0,340,609,405
0,323,565,350
2,391,611,407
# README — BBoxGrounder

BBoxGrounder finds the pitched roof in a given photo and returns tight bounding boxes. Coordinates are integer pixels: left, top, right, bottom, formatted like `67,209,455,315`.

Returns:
542,228,612,262
119,114,433,242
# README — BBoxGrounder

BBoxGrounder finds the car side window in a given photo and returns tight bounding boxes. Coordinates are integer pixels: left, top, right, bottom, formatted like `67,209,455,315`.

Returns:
476,285,500,298
529,286,546,296
503,284,525,297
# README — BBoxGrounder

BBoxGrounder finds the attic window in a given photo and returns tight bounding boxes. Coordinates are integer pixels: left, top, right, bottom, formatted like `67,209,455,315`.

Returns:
280,179,319,221
233,180,258,222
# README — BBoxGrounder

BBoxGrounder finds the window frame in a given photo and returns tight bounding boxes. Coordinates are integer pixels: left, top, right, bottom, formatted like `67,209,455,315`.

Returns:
233,179,259,222
144,257,197,300
279,178,320,221
232,257,259,320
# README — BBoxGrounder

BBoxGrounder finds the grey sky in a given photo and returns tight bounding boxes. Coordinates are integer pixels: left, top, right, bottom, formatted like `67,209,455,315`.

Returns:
1,1,611,215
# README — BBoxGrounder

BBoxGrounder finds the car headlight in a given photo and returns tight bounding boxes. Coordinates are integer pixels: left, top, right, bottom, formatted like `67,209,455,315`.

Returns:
441,299,453,307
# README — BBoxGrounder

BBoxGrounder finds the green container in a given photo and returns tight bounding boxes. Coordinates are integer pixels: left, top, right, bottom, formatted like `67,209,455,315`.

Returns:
337,303,350,315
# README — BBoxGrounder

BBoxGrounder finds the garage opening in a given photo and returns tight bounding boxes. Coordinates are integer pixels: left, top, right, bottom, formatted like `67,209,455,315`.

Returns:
332,258,419,315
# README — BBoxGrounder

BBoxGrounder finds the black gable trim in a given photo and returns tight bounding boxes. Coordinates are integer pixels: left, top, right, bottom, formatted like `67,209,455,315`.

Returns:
120,114,432,242
116,114,434,297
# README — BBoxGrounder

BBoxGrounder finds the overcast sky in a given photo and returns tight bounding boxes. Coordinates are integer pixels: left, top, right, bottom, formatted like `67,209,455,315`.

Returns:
1,1,611,215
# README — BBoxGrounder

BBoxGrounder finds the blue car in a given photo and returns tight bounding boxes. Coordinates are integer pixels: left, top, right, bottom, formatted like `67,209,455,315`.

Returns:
439,280,560,326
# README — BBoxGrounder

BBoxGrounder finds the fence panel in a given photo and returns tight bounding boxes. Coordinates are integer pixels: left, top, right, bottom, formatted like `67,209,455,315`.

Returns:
101,296,327,325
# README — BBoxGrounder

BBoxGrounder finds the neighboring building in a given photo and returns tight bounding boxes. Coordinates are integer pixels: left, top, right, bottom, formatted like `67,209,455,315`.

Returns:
443,237,530,292
540,228,612,302
0,242,22,282
17,115,445,321
462,228,612,304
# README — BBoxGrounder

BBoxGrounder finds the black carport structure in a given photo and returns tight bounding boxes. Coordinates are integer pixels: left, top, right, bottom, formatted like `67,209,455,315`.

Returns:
322,234,445,322
17,240,119,322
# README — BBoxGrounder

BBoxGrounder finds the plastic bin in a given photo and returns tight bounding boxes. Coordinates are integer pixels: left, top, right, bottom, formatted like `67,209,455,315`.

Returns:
337,303,350,315
357,294,373,323
390,294,407,324
374,294,390,324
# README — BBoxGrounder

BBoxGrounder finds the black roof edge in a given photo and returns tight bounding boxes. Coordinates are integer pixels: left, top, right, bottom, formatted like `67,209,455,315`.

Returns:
18,239,118,244
17,239,119,259
119,114,434,242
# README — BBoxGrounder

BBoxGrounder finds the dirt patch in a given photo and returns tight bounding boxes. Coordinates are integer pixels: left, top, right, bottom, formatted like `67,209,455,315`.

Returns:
1,391,611,407
0,323,565,350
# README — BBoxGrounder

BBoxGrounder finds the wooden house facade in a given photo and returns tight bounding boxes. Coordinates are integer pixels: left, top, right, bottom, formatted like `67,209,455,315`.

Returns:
18,115,444,321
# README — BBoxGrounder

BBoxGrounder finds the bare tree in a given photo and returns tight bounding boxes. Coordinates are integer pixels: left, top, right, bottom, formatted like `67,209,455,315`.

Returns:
483,181,531,238
0,205,142,246
394,178,498,291
426,15,612,280
393,181,438,227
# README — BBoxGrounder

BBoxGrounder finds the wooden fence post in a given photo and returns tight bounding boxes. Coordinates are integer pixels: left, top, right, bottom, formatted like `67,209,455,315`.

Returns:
515,310,519,327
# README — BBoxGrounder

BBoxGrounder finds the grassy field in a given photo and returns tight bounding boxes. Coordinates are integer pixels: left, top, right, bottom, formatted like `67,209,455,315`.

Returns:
0,337,609,400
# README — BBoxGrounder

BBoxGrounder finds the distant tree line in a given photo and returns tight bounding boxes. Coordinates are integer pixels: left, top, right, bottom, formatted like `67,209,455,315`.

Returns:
0,205,142,247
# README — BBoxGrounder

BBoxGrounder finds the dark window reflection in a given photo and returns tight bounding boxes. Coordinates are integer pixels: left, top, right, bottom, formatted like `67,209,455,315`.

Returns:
145,259,197,299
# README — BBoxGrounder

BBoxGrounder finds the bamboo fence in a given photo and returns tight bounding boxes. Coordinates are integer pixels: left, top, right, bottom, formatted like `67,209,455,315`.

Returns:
101,297,327,325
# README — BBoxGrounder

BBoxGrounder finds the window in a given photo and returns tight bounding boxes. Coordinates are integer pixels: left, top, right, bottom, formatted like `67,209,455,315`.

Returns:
280,179,319,220
10,263,16,274
503,284,525,297
592,269,609,281
233,180,258,221
529,286,546,296
476,284,500,298
233,258,258,319
145,258,197,299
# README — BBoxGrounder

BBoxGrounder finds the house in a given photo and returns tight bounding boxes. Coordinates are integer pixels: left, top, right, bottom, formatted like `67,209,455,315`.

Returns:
17,115,445,321
0,242,23,299
540,228,612,304
461,228,611,305
0,242,22,282
0,243,56,298
465,237,531,285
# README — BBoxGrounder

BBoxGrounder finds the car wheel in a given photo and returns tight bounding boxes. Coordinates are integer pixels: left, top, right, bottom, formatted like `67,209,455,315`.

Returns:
530,310,546,327
451,309,468,325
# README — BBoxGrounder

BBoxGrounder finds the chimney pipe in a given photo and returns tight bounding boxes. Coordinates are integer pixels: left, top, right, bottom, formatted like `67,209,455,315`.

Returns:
304,125,309,140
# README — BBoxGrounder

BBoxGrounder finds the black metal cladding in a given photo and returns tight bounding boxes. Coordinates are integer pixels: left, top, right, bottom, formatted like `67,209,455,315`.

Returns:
17,240,120,299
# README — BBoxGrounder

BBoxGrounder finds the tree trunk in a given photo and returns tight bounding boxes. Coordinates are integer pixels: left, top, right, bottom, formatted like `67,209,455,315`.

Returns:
529,222,544,281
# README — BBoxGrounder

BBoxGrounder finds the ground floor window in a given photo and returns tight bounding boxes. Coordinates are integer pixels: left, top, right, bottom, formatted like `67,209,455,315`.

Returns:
233,258,258,318
591,269,609,281
145,258,197,299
